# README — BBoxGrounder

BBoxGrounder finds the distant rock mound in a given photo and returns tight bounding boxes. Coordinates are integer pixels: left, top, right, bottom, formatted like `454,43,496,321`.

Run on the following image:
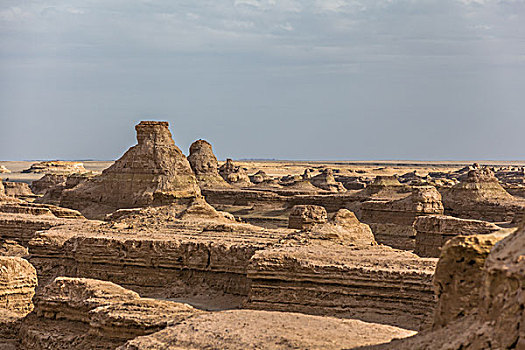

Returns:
60,121,201,218
441,166,524,222
310,168,346,192
250,170,271,184
0,165,11,174
187,140,230,188
288,205,328,230
22,161,86,175
219,159,251,186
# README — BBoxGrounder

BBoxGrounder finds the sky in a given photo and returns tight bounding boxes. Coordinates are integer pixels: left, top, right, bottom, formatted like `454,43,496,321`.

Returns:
1,0,524,161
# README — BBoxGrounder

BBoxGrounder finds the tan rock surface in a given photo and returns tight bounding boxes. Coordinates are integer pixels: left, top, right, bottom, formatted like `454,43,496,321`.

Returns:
414,214,501,257
187,140,230,188
59,121,201,218
119,309,416,350
22,161,86,174
0,256,37,313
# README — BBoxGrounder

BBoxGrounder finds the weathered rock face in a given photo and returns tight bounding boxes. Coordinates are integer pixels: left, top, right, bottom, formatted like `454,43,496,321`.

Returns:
59,121,201,218
414,215,501,257
19,277,198,350
3,182,33,198
441,166,525,222
361,175,409,199
360,186,444,250
30,174,68,195
187,140,230,188
288,205,328,230
246,243,437,330
367,215,524,349
288,208,376,247
310,169,347,192
0,178,5,197
250,170,271,184
22,161,86,174
219,159,251,186
0,256,37,314
120,309,416,350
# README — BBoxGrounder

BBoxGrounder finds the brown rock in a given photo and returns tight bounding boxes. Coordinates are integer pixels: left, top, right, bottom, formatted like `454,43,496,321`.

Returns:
288,205,328,230
310,168,347,192
60,121,201,218
22,161,86,174
219,159,251,186
0,256,37,314
2,182,33,198
187,139,230,188
414,215,501,257
119,309,415,350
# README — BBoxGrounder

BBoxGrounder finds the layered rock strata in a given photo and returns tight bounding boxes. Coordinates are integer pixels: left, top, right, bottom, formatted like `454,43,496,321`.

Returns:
360,186,444,250
414,214,501,257
19,277,199,350
246,243,437,330
59,121,201,218
0,256,37,313
366,215,524,349
441,167,525,222
22,161,86,174
310,168,347,192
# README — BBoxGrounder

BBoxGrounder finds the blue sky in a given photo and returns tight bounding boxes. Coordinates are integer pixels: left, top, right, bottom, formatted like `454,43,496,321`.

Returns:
1,0,524,160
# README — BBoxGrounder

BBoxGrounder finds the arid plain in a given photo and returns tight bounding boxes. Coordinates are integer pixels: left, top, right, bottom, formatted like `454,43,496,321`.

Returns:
1,121,524,349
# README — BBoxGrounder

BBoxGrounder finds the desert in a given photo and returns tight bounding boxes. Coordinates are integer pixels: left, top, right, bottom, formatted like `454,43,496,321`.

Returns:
0,120,523,349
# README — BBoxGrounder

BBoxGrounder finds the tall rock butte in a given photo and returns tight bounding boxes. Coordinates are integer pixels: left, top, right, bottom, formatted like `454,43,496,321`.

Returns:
187,140,230,188
60,121,201,218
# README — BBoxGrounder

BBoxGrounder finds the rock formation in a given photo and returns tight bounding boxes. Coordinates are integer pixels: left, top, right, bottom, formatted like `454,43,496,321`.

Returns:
187,140,230,188
250,170,271,184
414,214,501,257
59,121,201,218
367,213,525,349
441,166,525,222
310,168,347,192
22,161,86,174
19,277,198,349
360,186,444,250
2,182,33,198
0,165,11,174
288,205,328,230
218,159,251,186
120,309,415,350
0,256,37,313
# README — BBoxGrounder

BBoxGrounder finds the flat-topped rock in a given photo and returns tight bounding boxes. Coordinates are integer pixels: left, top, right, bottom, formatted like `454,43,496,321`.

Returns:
288,205,328,230
120,309,416,350
414,215,502,257
22,161,86,174
59,121,201,218
310,168,346,192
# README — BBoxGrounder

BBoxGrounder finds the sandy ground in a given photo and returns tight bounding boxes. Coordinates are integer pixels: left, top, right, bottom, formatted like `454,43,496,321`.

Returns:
1,159,524,184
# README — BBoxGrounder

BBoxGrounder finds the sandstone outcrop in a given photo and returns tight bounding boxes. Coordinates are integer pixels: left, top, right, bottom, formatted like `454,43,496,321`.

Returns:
246,243,437,330
120,309,415,350
288,205,328,230
187,140,230,188
360,186,444,250
441,166,525,222
366,214,524,349
0,256,37,313
250,170,271,184
414,214,501,257
22,161,86,174
59,121,201,218
310,168,347,192
30,174,68,195
19,277,199,350
360,175,409,199
3,182,33,198
219,159,251,186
